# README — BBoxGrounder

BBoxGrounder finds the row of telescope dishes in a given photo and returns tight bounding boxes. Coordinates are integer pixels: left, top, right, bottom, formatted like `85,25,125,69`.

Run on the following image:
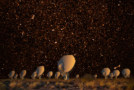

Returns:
31,67,61,79
8,55,76,80
31,70,61,79
8,70,26,80
101,68,131,79
31,55,76,80
8,66,45,80
8,67,60,80
32,55,76,80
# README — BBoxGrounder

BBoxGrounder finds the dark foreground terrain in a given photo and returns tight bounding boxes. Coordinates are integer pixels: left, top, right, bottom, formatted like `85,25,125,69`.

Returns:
0,78,134,90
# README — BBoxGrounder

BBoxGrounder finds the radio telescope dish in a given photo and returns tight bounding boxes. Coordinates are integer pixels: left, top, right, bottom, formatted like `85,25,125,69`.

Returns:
58,55,76,73
58,64,63,71
122,68,131,78
31,71,37,79
8,70,15,79
58,55,76,80
101,68,110,79
47,71,53,79
113,70,120,79
76,74,79,79
55,72,60,79
36,66,45,79
20,70,27,80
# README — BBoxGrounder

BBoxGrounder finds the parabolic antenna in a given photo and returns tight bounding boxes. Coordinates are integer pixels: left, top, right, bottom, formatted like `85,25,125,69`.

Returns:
31,71,37,79
122,68,131,78
20,70,27,79
55,71,60,79
36,66,45,79
76,74,79,79
101,68,110,79
58,55,76,73
47,71,53,78
8,70,15,79
113,70,120,79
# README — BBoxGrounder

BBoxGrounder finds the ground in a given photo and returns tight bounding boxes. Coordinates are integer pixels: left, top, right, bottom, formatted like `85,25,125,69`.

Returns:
0,78,134,90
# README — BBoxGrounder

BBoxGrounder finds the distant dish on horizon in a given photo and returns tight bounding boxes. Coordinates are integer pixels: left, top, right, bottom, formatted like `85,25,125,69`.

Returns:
36,66,45,79
94,74,97,79
8,70,15,79
31,71,37,79
20,70,27,80
113,70,120,79
76,74,79,79
101,68,110,79
122,68,131,78
47,71,53,79
55,71,60,79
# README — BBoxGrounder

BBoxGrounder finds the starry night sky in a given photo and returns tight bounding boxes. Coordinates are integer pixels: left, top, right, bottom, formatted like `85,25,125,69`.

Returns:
0,0,134,78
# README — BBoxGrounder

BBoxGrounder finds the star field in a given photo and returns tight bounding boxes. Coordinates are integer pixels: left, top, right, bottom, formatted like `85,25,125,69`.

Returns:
0,0,134,78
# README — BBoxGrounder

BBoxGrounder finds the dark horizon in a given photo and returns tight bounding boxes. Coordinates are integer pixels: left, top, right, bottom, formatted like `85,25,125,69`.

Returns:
0,0,134,79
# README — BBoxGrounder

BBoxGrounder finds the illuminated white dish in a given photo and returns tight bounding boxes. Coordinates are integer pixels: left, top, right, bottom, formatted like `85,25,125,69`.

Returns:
36,66,45,79
58,55,76,73
58,55,76,80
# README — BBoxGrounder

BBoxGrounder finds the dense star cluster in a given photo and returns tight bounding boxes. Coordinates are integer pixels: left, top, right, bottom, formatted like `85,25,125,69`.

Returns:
0,0,134,78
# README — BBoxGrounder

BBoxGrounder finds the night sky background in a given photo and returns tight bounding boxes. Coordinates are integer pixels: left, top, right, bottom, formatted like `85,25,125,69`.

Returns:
0,0,134,79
